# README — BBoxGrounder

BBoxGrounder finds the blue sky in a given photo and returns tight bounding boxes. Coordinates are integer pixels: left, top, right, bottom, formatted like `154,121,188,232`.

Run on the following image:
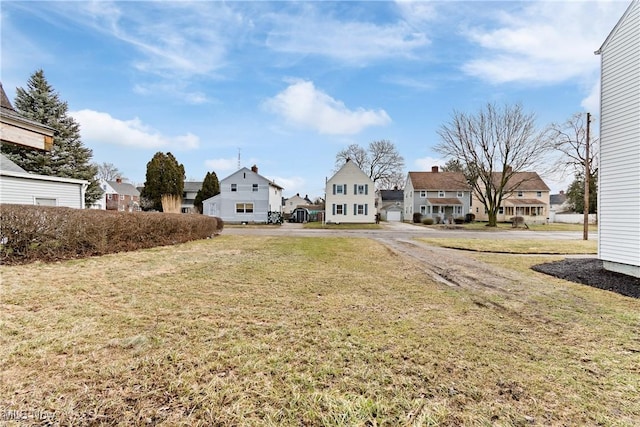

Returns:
1,1,630,199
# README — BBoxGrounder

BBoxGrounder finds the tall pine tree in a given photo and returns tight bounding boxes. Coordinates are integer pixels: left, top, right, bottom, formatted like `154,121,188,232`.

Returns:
194,171,221,213
1,70,102,206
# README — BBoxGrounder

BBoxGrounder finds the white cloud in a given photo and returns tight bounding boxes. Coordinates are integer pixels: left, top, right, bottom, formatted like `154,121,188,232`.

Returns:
263,80,391,135
264,4,429,65
71,109,199,150
461,1,628,85
581,80,601,116
204,158,239,172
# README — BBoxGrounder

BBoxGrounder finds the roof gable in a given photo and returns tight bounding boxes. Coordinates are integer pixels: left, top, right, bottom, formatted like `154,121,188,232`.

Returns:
220,167,284,190
408,171,471,190
328,160,372,183
596,0,638,54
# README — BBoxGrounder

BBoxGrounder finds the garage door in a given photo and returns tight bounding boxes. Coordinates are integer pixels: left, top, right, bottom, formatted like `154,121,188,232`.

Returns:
386,211,402,222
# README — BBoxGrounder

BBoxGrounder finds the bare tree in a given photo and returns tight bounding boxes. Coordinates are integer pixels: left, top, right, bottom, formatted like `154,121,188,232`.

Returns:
436,103,549,227
335,140,405,189
95,162,125,181
546,112,598,240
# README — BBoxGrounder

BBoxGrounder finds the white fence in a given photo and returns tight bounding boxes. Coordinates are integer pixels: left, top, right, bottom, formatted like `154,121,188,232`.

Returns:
549,212,598,224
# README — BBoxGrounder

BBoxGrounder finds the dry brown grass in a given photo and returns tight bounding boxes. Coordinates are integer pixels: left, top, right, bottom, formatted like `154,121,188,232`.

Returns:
1,236,639,426
417,238,597,254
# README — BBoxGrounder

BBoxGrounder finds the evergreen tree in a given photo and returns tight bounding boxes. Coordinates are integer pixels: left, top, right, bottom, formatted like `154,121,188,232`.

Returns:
0,70,101,206
141,152,185,212
566,172,598,214
194,171,221,213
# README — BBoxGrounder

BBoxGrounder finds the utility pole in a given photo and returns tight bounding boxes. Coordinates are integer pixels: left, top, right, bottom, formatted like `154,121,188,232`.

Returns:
584,112,591,241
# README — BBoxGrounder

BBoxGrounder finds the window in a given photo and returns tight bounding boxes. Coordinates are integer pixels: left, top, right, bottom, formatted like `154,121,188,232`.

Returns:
457,191,463,198
355,184,367,195
420,205,427,215
455,206,462,215
35,198,56,206
419,190,426,198
537,191,542,197
252,184,259,192
438,190,445,198
107,194,113,200
354,204,367,215
119,194,125,201
333,184,346,195
335,204,344,215
236,203,253,213
517,191,524,197
498,207,504,214
231,184,237,192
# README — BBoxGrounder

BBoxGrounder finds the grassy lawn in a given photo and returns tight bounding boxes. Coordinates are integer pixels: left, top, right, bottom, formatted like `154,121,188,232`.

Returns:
417,222,598,232
1,236,638,426
416,238,597,254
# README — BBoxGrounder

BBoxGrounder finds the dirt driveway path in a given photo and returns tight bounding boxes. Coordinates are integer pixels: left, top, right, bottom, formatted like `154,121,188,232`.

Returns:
222,222,587,307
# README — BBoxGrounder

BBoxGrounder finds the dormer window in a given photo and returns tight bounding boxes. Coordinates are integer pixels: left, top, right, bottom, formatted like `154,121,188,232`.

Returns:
517,191,524,197
438,190,445,198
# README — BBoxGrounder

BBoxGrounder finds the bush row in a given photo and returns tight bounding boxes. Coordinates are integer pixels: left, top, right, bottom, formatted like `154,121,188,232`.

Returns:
0,205,223,265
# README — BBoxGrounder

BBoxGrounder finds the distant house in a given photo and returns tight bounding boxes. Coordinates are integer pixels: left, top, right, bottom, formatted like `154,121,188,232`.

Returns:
182,181,203,213
202,165,283,223
324,159,375,224
283,193,312,214
0,83,88,208
376,188,404,222
596,0,640,277
550,191,570,214
93,178,140,211
470,171,550,224
405,167,471,223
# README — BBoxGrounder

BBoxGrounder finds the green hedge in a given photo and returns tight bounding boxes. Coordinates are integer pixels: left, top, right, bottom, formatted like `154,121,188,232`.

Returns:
0,205,223,265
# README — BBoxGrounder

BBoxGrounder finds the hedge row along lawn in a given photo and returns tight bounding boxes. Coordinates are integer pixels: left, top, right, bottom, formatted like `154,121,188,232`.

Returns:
1,236,638,426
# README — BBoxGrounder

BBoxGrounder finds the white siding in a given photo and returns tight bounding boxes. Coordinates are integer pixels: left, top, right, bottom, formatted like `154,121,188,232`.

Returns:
202,167,283,223
0,173,86,208
325,161,375,223
598,0,640,275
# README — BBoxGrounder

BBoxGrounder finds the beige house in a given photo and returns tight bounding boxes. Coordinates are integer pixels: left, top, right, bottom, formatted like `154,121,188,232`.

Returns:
325,159,375,224
283,193,311,214
471,172,550,224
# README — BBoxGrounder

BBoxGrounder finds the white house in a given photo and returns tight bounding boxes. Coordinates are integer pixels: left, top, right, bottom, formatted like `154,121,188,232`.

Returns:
0,154,88,208
0,84,88,209
283,193,312,214
325,159,375,224
202,165,283,223
596,0,640,277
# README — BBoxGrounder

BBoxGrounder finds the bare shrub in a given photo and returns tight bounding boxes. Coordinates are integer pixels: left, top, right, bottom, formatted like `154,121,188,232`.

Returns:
0,205,223,265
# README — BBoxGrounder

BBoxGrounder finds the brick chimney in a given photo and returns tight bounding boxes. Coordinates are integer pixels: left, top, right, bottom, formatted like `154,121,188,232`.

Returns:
116,177,122,183
251,165,258,173
431,166,439,173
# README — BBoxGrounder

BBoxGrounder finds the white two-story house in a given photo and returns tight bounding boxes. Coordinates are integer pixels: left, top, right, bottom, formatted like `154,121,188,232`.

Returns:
202,165,283,223
325,159,375,224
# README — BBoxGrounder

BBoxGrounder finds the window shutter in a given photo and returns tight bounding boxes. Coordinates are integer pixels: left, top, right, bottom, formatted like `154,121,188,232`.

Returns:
354,204,357,215
365,204,368,215
344,184,347,195
365,184,368,195
333,184,336,195
332,204,336,215
354,184,357,195
343,204,347,215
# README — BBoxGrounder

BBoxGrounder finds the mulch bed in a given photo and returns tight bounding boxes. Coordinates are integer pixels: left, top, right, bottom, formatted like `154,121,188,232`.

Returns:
532,258,640,299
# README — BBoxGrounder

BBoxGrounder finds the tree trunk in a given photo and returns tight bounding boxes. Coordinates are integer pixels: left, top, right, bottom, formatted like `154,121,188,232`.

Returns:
487,212,498,227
